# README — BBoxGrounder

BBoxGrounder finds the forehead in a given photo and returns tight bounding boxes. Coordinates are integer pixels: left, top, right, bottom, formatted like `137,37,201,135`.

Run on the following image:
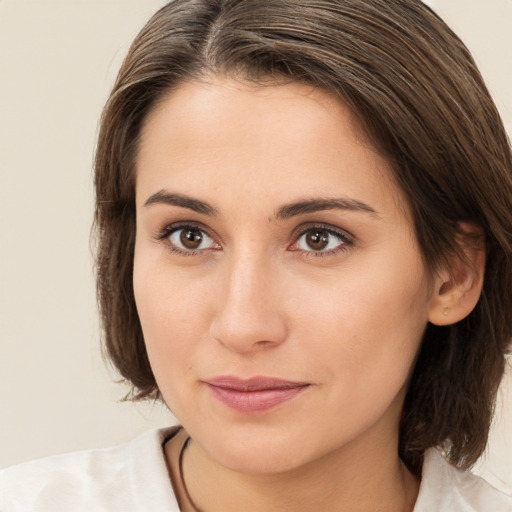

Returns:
139,77,369,160
136,77,409,222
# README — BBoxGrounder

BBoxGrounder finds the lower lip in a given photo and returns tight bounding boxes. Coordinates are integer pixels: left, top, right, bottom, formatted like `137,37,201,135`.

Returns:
206,384,309,414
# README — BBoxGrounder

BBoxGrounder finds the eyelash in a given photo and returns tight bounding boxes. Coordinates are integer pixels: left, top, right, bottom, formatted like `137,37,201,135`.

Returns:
156,222,219,257
156,222,354,257
290,224,354,257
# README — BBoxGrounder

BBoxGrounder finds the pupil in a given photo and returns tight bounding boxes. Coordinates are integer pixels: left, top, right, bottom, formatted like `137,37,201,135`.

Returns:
306,230,329,250
180,229,203,249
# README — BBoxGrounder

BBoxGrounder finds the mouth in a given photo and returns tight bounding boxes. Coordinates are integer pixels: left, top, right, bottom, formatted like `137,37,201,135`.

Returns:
203,376,311,414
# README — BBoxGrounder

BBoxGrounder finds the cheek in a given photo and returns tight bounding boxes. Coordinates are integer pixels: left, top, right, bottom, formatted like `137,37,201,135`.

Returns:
132,252,213,387
134,272,214,423
288,253,430,389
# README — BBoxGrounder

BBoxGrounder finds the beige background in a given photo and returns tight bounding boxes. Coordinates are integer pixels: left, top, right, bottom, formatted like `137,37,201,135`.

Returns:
1,0,511,492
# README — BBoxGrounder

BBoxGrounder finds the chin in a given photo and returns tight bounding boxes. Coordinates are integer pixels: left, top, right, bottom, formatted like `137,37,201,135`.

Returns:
191,423,332,475
213,445,307,475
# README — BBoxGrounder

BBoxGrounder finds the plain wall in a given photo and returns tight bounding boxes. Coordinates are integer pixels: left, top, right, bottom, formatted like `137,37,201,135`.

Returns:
1,0,511,491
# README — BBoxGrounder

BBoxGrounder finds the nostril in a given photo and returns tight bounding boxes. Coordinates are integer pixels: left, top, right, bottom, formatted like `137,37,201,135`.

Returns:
255,339,275,348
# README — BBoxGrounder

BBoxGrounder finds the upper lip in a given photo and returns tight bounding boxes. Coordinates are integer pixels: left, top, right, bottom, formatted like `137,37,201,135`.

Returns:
204,376,310,391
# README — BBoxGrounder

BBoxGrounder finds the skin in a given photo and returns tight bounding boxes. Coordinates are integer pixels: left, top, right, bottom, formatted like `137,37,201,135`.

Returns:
133,77,475,511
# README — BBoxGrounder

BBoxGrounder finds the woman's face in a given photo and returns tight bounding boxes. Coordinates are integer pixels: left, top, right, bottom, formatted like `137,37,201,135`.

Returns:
134,77,437,473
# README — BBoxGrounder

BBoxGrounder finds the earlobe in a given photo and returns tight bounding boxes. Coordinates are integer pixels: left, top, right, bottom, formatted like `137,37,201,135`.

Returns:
428,223,486,326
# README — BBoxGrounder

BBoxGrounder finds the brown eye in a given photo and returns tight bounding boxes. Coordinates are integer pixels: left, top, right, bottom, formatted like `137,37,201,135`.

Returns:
180,228,203,249
167,226,217,252
294,227,349,254
305,230,330,251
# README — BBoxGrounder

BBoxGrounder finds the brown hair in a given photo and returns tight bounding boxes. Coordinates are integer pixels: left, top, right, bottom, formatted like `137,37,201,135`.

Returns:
94,0,512,475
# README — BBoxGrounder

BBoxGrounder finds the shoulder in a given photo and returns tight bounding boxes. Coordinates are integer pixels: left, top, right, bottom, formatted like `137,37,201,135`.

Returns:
414,448,512,512
0,427,181,512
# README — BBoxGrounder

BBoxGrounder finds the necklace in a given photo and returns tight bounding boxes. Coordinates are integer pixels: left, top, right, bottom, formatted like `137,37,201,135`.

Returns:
179,436,204,512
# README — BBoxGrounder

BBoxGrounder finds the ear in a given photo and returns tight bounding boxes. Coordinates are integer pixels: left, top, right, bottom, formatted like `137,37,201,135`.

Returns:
428,223,486,326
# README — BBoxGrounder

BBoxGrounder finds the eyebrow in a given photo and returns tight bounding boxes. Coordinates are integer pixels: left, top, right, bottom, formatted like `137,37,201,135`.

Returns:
275,197,378,220
143,190,378,219
144,191,219,216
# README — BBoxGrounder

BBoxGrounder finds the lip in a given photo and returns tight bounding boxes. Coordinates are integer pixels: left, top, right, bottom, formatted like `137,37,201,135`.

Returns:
203,376,310,414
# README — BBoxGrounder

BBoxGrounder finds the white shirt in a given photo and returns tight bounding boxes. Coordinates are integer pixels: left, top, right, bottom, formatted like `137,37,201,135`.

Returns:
1,427,511,511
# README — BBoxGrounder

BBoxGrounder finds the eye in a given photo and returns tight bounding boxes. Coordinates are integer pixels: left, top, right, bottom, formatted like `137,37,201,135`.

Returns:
159,224,219,254
292,226,352,255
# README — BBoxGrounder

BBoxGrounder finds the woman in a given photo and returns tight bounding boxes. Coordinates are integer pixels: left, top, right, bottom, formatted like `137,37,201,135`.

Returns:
1,0,511,510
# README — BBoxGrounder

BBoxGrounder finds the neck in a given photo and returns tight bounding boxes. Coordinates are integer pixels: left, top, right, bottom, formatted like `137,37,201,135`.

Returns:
166,427,419,512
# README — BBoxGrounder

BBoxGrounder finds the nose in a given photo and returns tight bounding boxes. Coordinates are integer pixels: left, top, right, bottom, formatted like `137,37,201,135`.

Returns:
209,252,288,355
